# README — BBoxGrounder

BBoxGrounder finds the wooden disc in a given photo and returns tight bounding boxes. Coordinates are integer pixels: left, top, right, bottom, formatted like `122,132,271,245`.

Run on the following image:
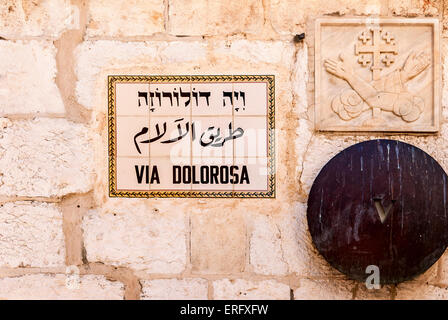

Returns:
307,139,448,284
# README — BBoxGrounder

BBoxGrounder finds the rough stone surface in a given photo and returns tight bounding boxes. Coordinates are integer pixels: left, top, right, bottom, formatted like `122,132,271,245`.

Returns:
355,284,393,300
0,118,94,197
292,47,309,115
443,4,448,37
294,280,393,300
389,0,439,16
168,0,264,36
86,0,165,37
213,279,290,300
0,41,65,116
141,278,208,300
0,274,124,299
436,251,448,285
249,214,289,275
270,0,385,34
442,40,448,119
0,0,73,38
293,279,354,300
191,208,246,274
248,203,343,278
395,282,448,299
82,203,187,273
0,201,64,268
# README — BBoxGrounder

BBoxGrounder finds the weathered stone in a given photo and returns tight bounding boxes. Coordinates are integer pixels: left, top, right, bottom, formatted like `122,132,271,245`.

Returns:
141,278,208,299
442,40,448,119
293,279,353,300
0,41,64,116
159,41,208,63
270,0,385,34
292,46,309,115
86,0,165,37
213,279,290,300
0,118,94,197
436,251,448,285
389,0,439,16
294,119,313,199
213,40,294,65
355,284,393,300
82,203,187,273
249,214,288,275
294,282,391,301
0,202,64,268
191,208,245,274
0,274,124,299
248,203,343,278
0,0,73,38
443,4,448,37
395,282,448,299
168,0,264,36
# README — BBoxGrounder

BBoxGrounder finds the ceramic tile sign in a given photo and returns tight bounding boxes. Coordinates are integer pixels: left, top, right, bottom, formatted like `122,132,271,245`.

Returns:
315,18,440,132
108,75,275,198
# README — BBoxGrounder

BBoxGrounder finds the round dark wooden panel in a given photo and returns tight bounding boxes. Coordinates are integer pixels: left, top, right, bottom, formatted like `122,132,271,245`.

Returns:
307,139,448,284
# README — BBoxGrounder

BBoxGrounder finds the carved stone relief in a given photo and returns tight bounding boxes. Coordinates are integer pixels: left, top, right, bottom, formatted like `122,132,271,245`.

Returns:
315,18,439,132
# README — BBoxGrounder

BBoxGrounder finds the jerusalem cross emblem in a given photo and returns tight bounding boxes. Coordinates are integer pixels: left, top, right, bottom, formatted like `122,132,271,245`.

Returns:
315,18,439,132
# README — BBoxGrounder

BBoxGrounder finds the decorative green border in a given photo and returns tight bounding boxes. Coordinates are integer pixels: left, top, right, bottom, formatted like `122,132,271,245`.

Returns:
108,75,275,198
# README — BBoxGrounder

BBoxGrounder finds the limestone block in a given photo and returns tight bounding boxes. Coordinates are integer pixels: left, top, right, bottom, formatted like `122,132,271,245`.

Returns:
293,279,353,300
442,40,448,119
294,280,391,300
389,0,439,16
443,4,448,37
0,41,64,116
395,282,448,299
141,278,208,299
0,118,94,197
86,0,165,37
190,207,246,274
168,0,264,36
82,204,187,273
0,202,64,267
248,203,344,278
355,284,393,300
0,0,73,38
270,0,384,34
212,279,290,300
0,274,124,300
249,214,289,275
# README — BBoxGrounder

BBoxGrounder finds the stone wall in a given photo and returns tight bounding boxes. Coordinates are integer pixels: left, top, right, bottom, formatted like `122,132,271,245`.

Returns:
0,0,448,300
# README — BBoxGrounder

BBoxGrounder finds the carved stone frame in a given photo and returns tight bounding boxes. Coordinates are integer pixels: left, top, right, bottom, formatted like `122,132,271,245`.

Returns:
315,18,440,132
